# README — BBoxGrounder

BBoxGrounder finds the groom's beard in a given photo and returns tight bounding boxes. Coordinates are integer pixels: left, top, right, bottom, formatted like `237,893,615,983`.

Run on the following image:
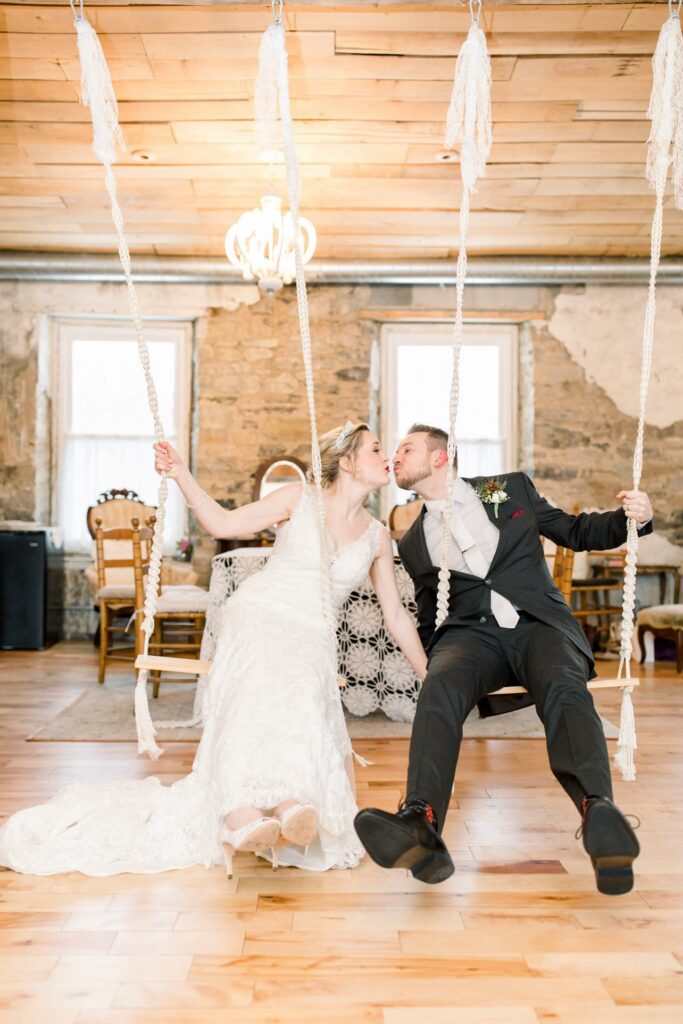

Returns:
394,458,432,492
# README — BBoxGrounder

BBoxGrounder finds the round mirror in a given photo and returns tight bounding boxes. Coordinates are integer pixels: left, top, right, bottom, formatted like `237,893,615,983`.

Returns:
253,457,307,501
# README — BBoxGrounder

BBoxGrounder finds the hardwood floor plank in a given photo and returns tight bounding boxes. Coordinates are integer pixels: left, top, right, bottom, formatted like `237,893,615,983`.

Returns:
111,979,253,1009
49,955,192,983
384,1010,537,1024
0,643,680,1022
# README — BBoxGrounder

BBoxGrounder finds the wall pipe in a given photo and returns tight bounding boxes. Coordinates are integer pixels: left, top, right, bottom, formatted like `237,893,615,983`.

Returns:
1,252,683,285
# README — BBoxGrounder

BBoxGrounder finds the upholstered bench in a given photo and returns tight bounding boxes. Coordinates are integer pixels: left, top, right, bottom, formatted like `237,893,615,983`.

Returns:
637,604,683,673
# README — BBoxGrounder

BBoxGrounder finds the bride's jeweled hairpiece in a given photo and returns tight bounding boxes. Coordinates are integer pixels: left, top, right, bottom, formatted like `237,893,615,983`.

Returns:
334,420,355,449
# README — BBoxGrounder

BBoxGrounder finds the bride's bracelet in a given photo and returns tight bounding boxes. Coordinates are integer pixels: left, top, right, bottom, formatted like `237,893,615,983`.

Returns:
187,492,208,512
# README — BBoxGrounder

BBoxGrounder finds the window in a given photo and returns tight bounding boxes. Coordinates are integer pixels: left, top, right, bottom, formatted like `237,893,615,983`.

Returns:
381,323,517,513
54,320,192,552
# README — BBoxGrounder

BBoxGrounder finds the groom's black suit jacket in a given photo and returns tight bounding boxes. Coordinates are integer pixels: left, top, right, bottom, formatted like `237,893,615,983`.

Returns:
398,473,653,707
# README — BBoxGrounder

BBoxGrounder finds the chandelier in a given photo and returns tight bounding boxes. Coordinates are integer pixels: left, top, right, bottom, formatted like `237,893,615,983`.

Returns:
224,194,317,293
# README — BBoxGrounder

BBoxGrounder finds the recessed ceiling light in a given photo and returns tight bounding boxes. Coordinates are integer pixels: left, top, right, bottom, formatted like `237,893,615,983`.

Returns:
131,149,158,163
435,151,458,163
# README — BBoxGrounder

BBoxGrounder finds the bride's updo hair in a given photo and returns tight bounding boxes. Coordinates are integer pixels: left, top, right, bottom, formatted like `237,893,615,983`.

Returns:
314,422,370,487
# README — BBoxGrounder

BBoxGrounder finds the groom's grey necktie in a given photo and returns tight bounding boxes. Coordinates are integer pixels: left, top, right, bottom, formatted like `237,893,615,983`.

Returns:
423,478,519,629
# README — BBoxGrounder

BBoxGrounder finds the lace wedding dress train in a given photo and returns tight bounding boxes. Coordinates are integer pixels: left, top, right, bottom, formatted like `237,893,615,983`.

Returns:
0,486,381,876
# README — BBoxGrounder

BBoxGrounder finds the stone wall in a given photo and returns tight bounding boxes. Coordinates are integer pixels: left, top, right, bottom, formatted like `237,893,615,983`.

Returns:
1,275,682,637
534,317,683,546
196,285,377,503
0,305,38,521
192,285,378,576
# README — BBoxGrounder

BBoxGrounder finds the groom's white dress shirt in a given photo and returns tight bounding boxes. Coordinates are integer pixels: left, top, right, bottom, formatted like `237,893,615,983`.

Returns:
423,477,519,629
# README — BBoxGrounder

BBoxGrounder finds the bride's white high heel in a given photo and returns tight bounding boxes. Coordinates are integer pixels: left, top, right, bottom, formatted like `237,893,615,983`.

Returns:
222,817,280,879
277,802,318,847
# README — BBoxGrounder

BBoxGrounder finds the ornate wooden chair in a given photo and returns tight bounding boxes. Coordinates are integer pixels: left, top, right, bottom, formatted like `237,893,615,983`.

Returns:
85,489,198,611
86,488,156,539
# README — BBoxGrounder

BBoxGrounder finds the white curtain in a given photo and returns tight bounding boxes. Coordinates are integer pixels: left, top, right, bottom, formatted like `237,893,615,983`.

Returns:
456,440,505,479
60,435,184,552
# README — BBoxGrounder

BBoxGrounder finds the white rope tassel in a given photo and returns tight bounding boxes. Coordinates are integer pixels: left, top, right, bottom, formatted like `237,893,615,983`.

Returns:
261,16,333,631
436,6,492,627
444,18,492,193
73,15,125,166
134,670,161,760
254,22,283,163
614,685,637,782
646,6,683,208
72,8,164,758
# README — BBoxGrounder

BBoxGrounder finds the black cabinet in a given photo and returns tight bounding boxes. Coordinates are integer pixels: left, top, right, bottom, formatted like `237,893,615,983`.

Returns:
0,530,64,649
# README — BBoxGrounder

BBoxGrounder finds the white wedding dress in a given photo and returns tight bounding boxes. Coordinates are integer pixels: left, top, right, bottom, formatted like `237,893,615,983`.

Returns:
0,485,382,876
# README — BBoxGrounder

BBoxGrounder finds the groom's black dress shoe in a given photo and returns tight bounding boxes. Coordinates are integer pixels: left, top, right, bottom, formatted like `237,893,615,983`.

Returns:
579,796,640,896
354,799,454,884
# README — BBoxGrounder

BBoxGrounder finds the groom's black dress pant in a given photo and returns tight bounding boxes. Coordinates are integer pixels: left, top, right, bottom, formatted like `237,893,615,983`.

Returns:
406,612,613,831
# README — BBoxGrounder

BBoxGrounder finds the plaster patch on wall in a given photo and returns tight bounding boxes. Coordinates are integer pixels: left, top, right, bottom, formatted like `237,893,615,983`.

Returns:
548,285,683,429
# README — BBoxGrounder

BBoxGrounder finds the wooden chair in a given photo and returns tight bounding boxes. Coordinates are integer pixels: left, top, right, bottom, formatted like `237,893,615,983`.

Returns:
93,516,152,684
85,490,199,618
552,544,575,603
133,517,210,699
570,549,626,649
389,498,424,541
86,488,156,539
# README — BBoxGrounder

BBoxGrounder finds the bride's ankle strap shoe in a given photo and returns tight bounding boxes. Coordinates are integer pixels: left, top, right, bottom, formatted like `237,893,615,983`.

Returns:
277,803,318,847
222,816,281,879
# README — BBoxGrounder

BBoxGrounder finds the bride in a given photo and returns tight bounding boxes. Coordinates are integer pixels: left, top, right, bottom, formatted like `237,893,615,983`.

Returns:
0,422,427,877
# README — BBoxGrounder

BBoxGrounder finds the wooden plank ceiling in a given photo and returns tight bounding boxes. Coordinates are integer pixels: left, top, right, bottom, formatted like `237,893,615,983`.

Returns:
1,0,681,259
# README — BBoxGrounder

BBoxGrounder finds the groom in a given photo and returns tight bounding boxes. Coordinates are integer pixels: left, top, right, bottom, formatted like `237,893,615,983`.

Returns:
355,424,652,894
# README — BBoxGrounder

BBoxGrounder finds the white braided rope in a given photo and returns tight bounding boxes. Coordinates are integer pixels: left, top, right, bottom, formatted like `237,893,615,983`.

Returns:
436,10,492,628
614,6,682,781
256,20,335,631
73,10,165,757
436,191,469,627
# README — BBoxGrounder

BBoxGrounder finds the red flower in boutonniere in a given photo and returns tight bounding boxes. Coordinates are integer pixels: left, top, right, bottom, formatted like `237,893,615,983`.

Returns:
474,478,510,520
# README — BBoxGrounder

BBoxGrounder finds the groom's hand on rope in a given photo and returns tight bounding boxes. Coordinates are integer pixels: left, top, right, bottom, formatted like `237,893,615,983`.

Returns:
153,441,183,481
616,489,652,526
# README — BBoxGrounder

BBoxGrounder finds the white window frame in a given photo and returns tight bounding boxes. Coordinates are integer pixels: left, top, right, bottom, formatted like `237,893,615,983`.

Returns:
51,317,193,552
380,321,518,517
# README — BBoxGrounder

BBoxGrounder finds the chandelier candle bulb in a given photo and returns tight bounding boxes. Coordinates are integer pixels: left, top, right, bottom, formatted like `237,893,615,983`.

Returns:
225,194,317,293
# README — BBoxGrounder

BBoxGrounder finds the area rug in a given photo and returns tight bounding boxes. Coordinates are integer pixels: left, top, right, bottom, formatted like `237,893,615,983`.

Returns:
29,675,618,742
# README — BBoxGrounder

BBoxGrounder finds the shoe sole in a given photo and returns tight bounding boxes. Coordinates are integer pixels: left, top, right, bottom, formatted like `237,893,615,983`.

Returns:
280,807,318,847
354,810,454,885
234,820,281,853
583,802,640,896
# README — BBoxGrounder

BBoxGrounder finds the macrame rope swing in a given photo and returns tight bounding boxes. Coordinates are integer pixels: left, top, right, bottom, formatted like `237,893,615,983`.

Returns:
253,2,335,638
70,0,680,777
70,0,168,757
612,0,683,780
435,0,492,631
70,0,334,758
435,0,682,782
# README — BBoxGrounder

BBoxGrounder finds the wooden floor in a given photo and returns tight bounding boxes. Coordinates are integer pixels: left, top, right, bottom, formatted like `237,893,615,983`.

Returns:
0,641,681,1024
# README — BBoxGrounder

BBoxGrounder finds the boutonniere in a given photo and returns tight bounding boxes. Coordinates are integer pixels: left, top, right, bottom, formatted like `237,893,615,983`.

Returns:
475,478,510,519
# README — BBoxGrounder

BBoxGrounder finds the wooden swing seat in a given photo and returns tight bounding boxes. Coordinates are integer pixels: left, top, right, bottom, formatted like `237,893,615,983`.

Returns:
492,677,638,695
135,655,637,694
136,654,210,676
